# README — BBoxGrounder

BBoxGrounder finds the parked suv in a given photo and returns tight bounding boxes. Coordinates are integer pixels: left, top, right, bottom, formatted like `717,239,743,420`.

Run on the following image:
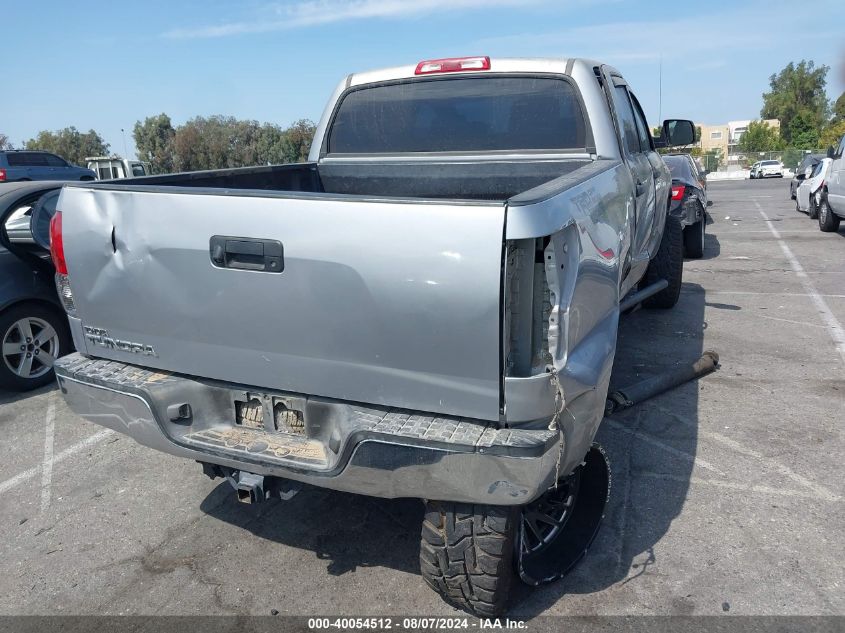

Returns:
819,134,845,232
0,150,96,183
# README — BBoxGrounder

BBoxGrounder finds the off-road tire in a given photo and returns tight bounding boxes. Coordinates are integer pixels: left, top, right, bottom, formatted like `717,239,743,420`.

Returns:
818,197,841,232
420,501,518,617
643,214,683,309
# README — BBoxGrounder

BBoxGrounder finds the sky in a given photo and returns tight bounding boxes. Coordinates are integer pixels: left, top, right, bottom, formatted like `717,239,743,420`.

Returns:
2,0,843,160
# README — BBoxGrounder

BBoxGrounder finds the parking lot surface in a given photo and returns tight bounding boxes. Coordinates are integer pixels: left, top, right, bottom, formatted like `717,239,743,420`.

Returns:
0,178,842,618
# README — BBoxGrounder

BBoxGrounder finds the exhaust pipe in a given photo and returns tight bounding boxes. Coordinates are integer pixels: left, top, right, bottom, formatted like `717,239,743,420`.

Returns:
605,350,720,416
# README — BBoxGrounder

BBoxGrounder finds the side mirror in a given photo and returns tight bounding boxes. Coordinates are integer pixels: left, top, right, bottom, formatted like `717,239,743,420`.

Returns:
30,189,61,250
661,119,696,147
827,146,836,159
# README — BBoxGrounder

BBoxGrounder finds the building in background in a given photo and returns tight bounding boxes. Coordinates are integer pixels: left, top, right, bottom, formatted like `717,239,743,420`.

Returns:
697,119,780,169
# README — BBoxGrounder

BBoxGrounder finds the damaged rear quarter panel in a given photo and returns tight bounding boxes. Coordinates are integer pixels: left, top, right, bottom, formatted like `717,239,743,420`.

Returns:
505,160,633,475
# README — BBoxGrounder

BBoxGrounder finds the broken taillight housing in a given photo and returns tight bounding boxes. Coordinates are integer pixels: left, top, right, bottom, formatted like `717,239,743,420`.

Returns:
50,211,76,315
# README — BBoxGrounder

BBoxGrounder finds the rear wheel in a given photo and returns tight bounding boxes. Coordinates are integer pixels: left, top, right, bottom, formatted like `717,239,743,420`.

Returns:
420,502,517,617
0,303,71,391
808,197,819,220
818,197,841,232
643,214,683,309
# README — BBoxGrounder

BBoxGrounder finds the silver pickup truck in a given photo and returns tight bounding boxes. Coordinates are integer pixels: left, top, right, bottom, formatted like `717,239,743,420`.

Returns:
48,57,694,615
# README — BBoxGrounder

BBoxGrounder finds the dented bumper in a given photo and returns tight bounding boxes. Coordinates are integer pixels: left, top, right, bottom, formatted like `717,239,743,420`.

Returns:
55,353,561,505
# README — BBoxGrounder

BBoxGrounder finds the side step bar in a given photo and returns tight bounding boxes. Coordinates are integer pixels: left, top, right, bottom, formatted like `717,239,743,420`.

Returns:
619,279,669,312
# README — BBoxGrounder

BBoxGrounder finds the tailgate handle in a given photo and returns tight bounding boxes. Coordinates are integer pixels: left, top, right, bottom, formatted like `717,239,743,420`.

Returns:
210,236,284,273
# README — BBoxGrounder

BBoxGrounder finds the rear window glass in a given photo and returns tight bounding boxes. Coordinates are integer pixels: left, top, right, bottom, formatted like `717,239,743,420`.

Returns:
327,76,588,154
762,160,780,166
664,156,693,178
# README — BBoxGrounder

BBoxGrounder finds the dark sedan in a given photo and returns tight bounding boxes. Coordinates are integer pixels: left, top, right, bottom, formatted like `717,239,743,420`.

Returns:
0,181,72,391
663,154,708,258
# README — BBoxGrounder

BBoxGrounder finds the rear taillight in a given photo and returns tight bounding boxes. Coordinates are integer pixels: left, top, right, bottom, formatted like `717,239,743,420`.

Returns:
49,212,67,274
49,210,76,314
415,56,491,75
671,185,686,201
0,168,6,182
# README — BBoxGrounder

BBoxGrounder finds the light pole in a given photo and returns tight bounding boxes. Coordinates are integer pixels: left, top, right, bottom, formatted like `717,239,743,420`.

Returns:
121,128,128,159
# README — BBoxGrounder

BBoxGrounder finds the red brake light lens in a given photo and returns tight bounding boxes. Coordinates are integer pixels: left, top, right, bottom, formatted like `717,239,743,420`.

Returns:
49,211,68,275
0,168,6,182
671,185,686,201
415,56,491,75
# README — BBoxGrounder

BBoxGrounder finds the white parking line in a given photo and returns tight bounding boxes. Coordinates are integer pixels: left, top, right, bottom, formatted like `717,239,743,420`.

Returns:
637,472,832,502
0,429,114,497
683,290,845,298
40,402,55,513
604,418,726,476
755,201,845,365
719,229,821,234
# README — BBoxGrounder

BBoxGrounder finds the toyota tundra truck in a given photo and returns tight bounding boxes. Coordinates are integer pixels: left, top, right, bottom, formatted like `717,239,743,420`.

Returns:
48,57,694,615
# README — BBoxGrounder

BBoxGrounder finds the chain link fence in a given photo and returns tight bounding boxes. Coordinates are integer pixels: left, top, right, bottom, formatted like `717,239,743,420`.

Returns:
736,149,828,172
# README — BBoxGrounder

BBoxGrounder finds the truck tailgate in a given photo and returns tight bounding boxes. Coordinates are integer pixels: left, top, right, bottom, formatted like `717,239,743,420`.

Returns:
59,187,505,420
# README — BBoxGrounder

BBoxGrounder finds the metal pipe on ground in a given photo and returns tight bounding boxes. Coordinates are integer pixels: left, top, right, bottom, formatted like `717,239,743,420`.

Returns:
605,350,720,416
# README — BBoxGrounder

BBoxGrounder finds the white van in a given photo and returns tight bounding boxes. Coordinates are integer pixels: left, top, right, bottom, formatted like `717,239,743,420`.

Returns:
85,157,151,180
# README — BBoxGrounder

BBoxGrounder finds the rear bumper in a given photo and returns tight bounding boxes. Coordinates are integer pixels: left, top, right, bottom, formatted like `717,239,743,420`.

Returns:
55,353,561,506
669,197,703,228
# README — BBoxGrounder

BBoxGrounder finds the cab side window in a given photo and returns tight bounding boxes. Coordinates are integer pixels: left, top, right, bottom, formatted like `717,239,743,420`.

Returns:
629,93,653,153
610,84,640,155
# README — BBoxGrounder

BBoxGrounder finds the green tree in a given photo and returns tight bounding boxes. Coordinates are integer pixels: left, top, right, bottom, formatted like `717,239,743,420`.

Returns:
131,114,316,172
0,132,12,150
133,114,175,174
761,60,830,144
738,120,784,153
788,111,820,149
284,119,317,163
820,120,845,149
832,93,845,123
24,127,109,165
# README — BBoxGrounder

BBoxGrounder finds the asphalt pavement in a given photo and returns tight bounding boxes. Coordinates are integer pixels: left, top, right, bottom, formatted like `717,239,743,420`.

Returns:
0,177,842,620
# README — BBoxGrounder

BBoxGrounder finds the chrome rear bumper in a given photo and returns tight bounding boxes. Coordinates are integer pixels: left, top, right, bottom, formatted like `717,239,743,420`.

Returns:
55,353,561,505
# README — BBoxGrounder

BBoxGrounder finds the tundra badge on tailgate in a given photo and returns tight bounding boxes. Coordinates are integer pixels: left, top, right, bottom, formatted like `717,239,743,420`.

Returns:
83,326,157,357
